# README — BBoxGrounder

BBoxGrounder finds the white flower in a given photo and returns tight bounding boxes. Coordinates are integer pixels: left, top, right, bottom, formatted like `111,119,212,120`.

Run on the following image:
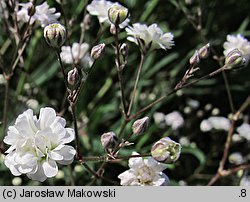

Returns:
237,123,250,141
3,107,76,182
165,111,184,130
17,2,60,27
86,0,130,28
223,34,250,63
126,23,174,51
200,116,230,132
34,2,61,27
60,43,93,68
118,152,169,186
17,2,36,24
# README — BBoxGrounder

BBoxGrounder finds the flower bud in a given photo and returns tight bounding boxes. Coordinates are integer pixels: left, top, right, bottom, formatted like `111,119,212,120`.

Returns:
189,50,200,66
198,43,210,59
108,4,129,26
91,43,105,60
67,67,79,86
28,4,36,17
151,137,181,164
101,132,119,150
44,23,66,48
119,43,128,58
132,117,149,135
224,49,246,69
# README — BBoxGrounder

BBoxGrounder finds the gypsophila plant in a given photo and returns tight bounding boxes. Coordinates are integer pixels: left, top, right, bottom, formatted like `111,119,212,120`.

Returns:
0,0,250,186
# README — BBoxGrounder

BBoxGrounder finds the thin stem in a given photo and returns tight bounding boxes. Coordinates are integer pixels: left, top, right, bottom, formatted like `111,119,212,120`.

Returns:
222,71,235,113
114,25,127,116
78,158,118,185
129,65,227,121
2,76,10,138
56,50,69,90
127,52,145,116
70,104,80,159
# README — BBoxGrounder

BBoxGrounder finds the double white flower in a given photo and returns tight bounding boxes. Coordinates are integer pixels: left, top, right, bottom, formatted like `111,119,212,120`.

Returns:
118,152,169,186
126,23,174,52
86,0,130,28
4,107,76,182
17,2,60,27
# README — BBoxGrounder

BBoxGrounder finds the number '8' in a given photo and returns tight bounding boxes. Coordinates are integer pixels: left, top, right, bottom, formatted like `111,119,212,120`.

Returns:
241,189,246,197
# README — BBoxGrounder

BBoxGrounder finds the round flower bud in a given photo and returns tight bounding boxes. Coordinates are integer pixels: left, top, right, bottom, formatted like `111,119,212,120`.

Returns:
132,116,149,135
151,137,181,164
101,131,119,150
189,50,200,66
44,23,67,48
198,43,210,59
67,67,79,86
91,43,105,60
224,49,246,69
108,4,129,26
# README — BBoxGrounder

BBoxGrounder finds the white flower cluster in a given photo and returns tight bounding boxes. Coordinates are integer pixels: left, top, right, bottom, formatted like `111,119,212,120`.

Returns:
4,108,76,182
87,0,130,28
60,42,94,68
200,116,231,132
17,2,60,27
154,111,184,130
223,34,250,63
126,23,174,52
118,152,169,186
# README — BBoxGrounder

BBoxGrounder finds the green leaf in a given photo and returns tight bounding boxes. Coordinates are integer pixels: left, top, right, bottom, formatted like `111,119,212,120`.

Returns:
181,145,206,168
144,52,179,79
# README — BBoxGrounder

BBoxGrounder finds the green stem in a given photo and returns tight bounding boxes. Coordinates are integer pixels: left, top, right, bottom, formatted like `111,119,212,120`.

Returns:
127,52,145,116
114,25,127,116
56,50,69,90
222,71,235,113
70,104,80,159
2,77,10,138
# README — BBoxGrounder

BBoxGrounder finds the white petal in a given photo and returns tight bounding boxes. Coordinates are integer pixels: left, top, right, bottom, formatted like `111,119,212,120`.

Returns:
48,151,63,161
145,157,166,172
27,163,47,182
56,145,76,165
61,128,75,144
38,107,56,129
118,170,137,186
128,152,144,169
42,159,58,177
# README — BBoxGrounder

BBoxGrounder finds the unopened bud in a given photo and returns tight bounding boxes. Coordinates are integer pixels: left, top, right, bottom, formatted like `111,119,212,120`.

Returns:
132,117,149,135
108,4,129,26
101,132,119,150
119,43,128,57
224,49,246,69
28,4,35,17
67,67,79,86
151,137,181,164
198,43,210,59
189,50,200,66
44,23,66,48
91,43,105,60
